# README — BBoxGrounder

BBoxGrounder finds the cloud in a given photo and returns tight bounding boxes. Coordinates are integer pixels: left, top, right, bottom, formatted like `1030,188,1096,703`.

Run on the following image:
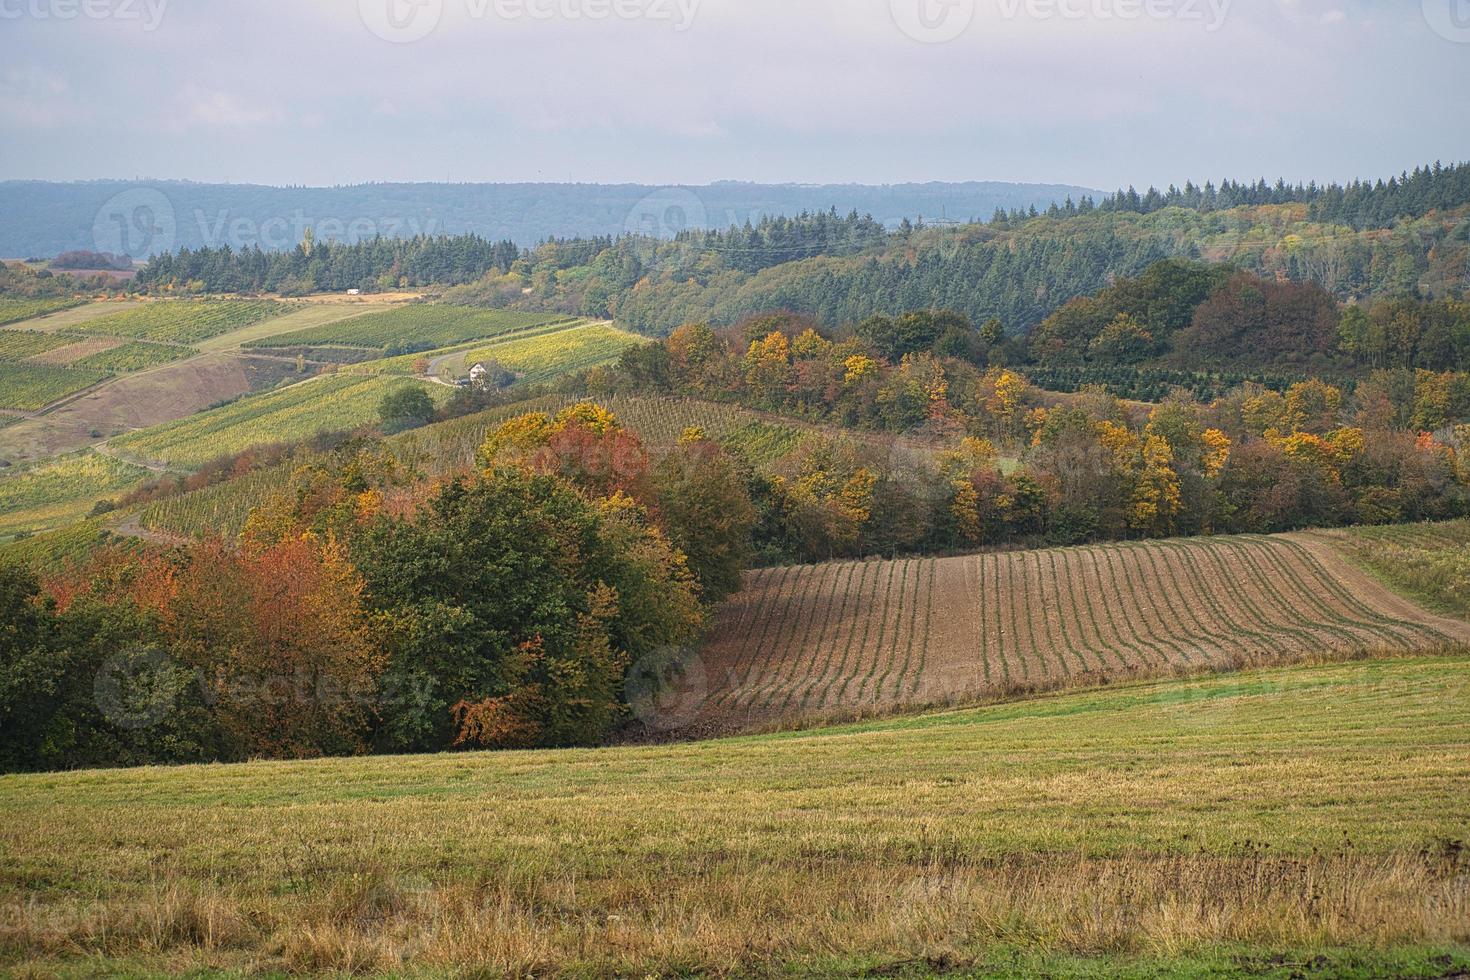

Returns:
175,84,285,130
0,66,86,129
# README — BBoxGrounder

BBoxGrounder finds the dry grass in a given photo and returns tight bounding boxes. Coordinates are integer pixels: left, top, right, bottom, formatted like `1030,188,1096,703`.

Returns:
2,656,1469,976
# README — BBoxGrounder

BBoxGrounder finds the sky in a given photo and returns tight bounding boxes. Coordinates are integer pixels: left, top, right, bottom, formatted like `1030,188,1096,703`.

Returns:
1,0,1468,190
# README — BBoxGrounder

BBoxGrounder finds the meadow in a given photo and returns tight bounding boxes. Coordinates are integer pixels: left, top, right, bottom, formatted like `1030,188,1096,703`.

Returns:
109,374,452,469
692,532,1470,733
1,656,1467,977
245,304,570,350
1328,520,1470,619
70,300,288,345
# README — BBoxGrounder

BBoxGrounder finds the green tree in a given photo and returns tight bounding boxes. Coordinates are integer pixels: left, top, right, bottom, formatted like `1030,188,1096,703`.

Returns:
379,385,437,434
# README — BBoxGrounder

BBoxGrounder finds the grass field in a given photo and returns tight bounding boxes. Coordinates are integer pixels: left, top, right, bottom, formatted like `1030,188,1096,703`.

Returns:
0,450,150,537
1,655,1467,977
109,374,452,469
70,300,288,345
690,533,1470,734
245,305,570,351
0,297,85,326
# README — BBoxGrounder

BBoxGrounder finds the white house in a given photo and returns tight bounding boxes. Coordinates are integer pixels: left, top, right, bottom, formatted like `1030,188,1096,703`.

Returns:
346,288,362,296
468,362,488,385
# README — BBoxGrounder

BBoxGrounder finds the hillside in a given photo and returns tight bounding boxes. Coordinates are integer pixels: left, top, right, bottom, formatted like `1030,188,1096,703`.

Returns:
0,180,1098,258
683,529,1470,734
2,656,1468,977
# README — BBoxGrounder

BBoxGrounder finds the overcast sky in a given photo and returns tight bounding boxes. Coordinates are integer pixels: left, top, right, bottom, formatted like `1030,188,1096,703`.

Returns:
2,0,1467,189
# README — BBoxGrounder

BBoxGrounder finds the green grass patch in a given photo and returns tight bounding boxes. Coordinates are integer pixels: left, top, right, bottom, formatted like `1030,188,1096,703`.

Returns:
0,451,151,536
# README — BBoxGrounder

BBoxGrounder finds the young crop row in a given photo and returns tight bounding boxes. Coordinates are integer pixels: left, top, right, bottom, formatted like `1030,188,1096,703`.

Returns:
0,297,85,327
693,534,1470,733
112,375,451,470
72,300,288,344
245,305,572,350
0,451,151,537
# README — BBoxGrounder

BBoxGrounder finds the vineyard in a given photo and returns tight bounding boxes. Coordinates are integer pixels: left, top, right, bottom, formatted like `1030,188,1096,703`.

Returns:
69,341,193,374
0,363,109,411
0,451,150,537
134,394,938,539
244,305,570,350
461,321,643,384
71,300,288,344
0,297,85,326
0,331,84,361
110,374,451,469
686,533,1470,733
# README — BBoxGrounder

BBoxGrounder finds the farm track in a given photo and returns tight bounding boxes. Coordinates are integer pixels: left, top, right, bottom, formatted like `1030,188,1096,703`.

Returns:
687,532,1470,734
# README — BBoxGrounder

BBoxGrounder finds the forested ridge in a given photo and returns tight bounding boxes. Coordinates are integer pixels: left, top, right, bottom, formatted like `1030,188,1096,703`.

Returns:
120,163,1470,338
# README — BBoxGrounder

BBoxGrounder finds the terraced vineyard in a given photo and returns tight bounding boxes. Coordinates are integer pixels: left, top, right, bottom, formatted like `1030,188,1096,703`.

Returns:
0,451,150,537
70,300,287,344
0,297,85,326
134,395,936,539
110,374,451,469
0,362,109,410
0,330,83,361
244,305,570,350
688,534,1470,734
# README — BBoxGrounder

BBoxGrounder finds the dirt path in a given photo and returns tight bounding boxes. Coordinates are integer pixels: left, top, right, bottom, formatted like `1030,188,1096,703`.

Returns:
108,510,190,548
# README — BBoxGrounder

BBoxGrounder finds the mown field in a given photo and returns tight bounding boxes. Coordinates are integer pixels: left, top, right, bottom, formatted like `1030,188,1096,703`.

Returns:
244,305,570,351
109,374,452,469
0,451,150,538
1,656,1467,978
69,299,288,345
690,533,1470,734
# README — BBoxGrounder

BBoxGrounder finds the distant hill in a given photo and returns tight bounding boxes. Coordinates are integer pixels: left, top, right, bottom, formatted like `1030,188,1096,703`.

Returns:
0,179,1099,259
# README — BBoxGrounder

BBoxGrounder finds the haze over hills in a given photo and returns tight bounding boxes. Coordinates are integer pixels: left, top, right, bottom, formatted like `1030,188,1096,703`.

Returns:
0,179,1101,260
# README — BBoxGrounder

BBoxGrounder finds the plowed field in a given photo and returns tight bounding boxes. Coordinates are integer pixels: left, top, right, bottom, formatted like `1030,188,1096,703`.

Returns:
689,533,1470,732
